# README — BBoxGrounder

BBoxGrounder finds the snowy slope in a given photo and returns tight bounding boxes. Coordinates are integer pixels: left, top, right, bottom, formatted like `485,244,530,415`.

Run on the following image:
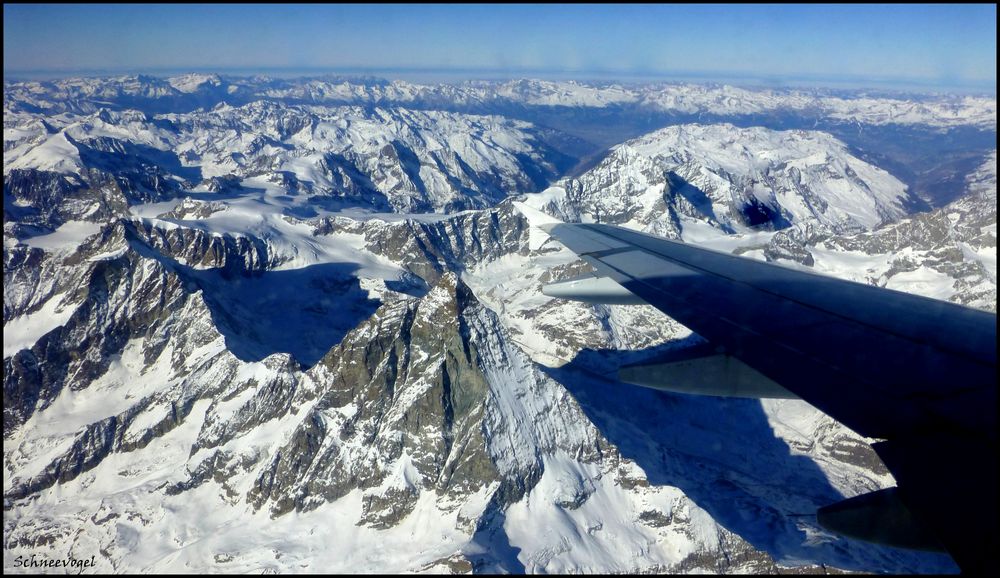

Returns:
527,123,912,238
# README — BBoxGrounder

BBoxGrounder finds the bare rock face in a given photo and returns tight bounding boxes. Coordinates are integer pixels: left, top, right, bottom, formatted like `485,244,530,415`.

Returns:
249,275,505,518
3,168,129,235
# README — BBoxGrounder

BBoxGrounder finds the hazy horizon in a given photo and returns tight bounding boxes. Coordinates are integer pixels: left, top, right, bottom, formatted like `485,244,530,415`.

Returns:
4,4,995,95
3,65,995,97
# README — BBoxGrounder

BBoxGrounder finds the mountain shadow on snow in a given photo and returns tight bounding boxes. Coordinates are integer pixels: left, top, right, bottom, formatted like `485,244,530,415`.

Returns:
543,341,959,573
185,261,382,368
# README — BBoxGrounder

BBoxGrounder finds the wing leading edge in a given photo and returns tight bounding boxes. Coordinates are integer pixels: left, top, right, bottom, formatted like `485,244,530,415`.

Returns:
540,221,997,573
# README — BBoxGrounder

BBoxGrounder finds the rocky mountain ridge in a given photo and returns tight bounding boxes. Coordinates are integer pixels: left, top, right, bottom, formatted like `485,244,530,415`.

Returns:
5,100,575,237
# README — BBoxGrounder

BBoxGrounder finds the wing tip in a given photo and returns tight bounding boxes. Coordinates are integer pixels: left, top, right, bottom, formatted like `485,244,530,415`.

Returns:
511,201,563,231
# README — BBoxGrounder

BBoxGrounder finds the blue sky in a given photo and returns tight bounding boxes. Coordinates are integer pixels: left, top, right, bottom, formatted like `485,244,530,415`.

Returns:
3,4,996,89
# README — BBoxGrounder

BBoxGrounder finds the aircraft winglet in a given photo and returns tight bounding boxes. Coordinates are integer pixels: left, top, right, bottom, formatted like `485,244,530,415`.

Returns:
511,201,563,229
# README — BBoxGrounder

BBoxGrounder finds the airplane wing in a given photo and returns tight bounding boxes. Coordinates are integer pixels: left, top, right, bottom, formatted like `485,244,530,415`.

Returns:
538,221,997,574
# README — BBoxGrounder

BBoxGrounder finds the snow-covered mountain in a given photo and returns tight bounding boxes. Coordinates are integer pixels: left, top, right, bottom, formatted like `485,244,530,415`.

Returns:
4,101,574,236
5,75,993,574
3,198,959,573
530,123,914,237
803,149,996,311
514,126,994,313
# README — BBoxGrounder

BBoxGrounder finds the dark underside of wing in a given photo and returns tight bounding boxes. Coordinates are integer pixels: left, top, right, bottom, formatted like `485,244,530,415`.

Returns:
543,222,998,573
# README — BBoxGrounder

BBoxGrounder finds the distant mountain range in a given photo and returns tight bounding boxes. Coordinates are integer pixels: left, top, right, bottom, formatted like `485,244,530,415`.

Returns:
5,74,995,129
